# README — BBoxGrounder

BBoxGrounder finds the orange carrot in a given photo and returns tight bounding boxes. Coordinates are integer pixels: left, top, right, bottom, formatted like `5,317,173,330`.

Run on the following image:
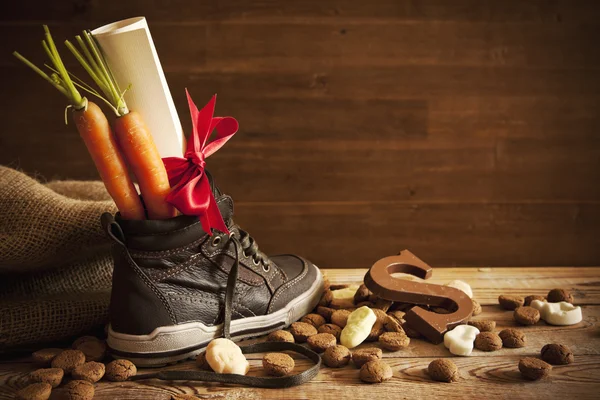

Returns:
74,102,146,219
113,111,175,219
65,30,175,220
13,26,145,219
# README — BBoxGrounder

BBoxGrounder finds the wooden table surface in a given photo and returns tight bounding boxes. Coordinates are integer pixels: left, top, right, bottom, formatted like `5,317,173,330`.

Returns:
1,267,599,399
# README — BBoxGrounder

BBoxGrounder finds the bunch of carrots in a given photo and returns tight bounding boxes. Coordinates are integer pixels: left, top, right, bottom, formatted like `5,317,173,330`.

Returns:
13,26,174,220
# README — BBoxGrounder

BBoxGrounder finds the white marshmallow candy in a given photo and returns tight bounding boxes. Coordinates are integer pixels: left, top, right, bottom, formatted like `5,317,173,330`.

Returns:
443,325,480,356
205,338,249,375
530,300,582,326
330,285,360,308
340,306,377,349
445,280,473,299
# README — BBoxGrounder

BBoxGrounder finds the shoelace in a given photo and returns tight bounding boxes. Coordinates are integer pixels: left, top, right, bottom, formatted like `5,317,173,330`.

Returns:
131,232,322,388
222,234,242,339
232,225,268,266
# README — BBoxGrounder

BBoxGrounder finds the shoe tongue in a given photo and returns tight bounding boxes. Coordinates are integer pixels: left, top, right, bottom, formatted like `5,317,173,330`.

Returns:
206,170,234,225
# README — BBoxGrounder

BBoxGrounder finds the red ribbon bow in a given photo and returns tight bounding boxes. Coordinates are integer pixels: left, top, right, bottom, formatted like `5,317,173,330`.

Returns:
162,90,238,235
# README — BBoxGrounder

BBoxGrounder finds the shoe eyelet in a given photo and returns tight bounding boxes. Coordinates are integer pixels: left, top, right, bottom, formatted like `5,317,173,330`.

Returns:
262,263,270,272
211,236,221,246
252,258,260,266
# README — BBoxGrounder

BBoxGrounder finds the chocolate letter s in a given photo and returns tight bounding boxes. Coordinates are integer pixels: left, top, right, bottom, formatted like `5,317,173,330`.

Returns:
363,250,473,344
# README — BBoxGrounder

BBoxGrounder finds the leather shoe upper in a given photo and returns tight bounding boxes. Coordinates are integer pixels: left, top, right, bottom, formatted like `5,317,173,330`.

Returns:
107,177,319,336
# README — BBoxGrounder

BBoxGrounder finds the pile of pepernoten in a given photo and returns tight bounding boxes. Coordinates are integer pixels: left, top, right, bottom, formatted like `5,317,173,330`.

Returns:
16,279,581,399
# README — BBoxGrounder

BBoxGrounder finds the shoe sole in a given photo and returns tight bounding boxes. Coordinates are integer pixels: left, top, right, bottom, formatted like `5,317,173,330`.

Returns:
107,265,324,367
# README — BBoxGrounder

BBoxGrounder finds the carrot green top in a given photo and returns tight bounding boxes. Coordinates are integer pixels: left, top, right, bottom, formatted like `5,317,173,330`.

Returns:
13,25,87,112
65,30,130,116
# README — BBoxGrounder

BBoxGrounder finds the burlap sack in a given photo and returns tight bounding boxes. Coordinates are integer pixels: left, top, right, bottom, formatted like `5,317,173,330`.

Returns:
45,180,114,202
0,252,112,300
0,292,111,349
0,166,116,349
0,166,116,273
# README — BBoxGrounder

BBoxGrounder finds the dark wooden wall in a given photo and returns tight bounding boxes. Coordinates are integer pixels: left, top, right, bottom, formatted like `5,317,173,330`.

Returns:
1,1,599,268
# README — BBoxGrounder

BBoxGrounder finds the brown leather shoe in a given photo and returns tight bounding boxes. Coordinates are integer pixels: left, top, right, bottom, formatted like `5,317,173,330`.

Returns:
101,174,323,366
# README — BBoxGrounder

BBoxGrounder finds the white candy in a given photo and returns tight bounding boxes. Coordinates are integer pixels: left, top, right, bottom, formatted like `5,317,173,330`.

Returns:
446,280,473,299
205,338,249,375
340,306,377,349
330,285,360,308
443,325,480,356
530,300,582,326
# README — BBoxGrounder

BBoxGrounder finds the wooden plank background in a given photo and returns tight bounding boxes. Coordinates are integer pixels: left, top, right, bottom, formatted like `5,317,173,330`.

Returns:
0,0,599,267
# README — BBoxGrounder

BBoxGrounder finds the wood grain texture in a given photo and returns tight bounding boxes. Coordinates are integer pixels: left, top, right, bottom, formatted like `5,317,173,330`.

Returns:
230,203,600,267
4,21,600,69
2,0,600,23
1,267,599,399
321,267,600,306
1,0,599,267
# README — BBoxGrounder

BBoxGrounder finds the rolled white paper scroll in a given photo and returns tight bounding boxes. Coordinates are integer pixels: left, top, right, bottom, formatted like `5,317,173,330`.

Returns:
92,17,184,158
